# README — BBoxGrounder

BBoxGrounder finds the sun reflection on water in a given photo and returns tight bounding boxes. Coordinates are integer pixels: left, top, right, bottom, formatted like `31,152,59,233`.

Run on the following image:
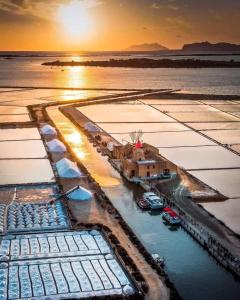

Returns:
48,108,121,187
67,66,86,88
66,132,82,144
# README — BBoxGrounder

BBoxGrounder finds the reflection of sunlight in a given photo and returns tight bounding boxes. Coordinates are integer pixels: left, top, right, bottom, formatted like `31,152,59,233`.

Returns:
66,132,82,144
48,108,121,188
93,174,120,187
73,148,87,160
64,66,86,90
65,132,87,160
70,56,84,62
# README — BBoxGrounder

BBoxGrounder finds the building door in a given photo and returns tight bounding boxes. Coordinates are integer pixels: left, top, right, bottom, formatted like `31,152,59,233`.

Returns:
131,170,135,177
147,171,150,177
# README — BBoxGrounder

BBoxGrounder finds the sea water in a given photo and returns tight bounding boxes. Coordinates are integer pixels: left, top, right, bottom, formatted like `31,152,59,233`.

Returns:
1,52,240,94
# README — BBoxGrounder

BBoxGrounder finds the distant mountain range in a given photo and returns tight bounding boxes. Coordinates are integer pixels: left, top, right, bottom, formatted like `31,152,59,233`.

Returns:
125,41,240,52
125,43,169,51
182,42,240,52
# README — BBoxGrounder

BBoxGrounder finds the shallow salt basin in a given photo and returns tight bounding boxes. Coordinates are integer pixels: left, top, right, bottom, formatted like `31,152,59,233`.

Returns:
78,104,175,122
0,128,41,141
153,104,218,112
0,230,135,299
0,140,47,158
0,99,54,106
186,122,240,130
230,144,240,154
0,89,121,106
0,159,55,185
0,88,24,92
111,131,215,148
0,89,60,103
140,99,201,105
232,112,240,118
158,146,240,170
200,100,237,105
200,198,240,234
0,231,111,258
200,129,240,145
6,201,68,233
55,90,126,102
97,122,190,133
211,104,240,112
0,105,28,115
0,114,31,122
188,169,240,198
167,111,240,122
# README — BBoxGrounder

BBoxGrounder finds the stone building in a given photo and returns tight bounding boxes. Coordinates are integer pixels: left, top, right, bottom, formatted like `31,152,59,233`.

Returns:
112,140,174,180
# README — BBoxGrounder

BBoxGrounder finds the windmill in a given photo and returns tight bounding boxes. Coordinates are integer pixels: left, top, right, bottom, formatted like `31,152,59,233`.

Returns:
122,130,144,146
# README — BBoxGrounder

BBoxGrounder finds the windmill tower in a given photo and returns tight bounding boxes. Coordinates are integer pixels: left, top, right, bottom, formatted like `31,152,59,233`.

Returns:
129,130,145,161
129,130,144,148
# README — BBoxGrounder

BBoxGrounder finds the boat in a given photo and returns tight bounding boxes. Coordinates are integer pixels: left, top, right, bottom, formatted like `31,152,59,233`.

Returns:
136,197,149,209
162,207,181,226
152,254,165,268
143,192,164,210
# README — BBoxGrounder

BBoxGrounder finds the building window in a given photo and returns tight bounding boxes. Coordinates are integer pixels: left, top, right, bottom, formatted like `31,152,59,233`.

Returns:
153,165,155,169
147,166,150,169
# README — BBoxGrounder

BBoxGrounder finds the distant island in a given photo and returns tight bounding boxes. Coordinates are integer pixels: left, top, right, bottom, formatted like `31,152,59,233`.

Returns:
182,41,240,52
125,43,169,51
124,41,240,52
42,58,240,68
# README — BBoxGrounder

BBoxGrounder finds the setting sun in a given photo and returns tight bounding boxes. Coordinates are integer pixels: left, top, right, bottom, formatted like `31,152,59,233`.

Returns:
58,1,92,38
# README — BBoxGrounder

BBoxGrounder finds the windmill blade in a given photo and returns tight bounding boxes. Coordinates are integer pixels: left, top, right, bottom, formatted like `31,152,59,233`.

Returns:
139,130,143,139
136,129,143,140
129,131,136,143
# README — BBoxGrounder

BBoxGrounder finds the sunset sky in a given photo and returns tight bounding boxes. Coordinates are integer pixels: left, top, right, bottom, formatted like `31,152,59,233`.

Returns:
0,0,240,51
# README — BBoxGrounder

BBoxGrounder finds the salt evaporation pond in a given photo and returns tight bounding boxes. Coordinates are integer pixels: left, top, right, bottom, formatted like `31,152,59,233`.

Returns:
78,104,175,122
0,114,30,122
54,89,128,102
111,131,215,148
0,159,55,185
0,230,135,299
211,104,240,112
158,146,240,170
6,201,68,232
201,198,240,234
189,169,240,199
232,112,240,117
97,122,190,133
153,104,218,112
186,122,240,130
200,129,240,145
0,128,41,141
140,99,201,105
0,105,29,114
230,144,240,154
0,88,130,106
0,140,47,159
167,111,240,122
201,100,236,104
